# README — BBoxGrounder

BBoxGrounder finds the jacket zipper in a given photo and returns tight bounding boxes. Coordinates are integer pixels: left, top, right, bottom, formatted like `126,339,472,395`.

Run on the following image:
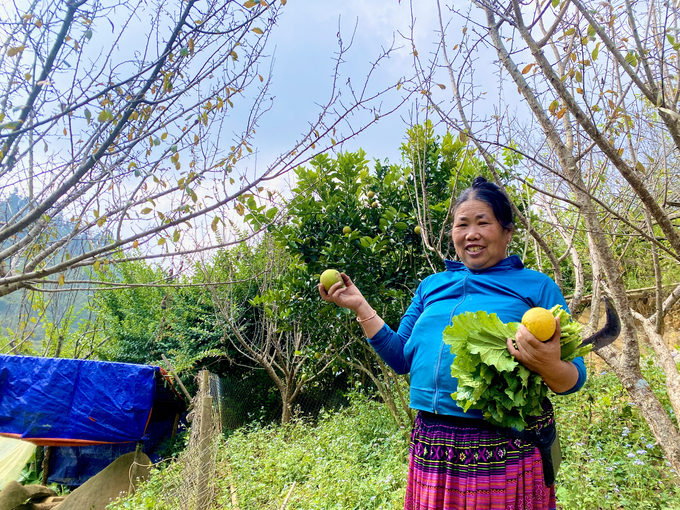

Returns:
433,271,469,413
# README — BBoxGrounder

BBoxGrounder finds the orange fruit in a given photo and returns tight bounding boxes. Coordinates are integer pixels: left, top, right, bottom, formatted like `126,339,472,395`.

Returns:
521,307,556,342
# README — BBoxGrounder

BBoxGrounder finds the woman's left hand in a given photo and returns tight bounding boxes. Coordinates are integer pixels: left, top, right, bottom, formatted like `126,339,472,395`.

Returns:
506,317,562,375
507,317,579,393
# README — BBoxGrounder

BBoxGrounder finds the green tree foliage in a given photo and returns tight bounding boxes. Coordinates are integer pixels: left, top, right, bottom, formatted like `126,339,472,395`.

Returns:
268,131,505,425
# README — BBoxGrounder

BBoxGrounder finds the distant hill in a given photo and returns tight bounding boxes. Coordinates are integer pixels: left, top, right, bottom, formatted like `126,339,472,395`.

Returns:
0,192,97,354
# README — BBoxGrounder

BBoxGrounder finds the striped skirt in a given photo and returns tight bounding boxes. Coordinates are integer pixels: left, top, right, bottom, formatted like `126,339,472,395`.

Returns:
404,406,557,510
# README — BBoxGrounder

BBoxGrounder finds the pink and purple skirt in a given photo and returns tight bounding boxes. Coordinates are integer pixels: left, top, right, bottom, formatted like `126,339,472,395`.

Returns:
404,408,557,510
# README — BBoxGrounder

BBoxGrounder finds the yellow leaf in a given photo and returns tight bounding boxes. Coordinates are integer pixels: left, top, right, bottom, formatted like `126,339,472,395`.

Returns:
260,0,268,5
252,27,263,34
437,83,446,90
188,38,195,55
244,0,256,6
97,216,106,227
94,260,101,271
161,132,168,140
141,208,152,214
35,19,43,28
635,161,645,172
281,0,287,4
132,240,139,248
413,49,418,57
58,274,65,286
7,45,26,57
259,74,264,82
158,237,166,245
63,127,68,136
522,63,535,74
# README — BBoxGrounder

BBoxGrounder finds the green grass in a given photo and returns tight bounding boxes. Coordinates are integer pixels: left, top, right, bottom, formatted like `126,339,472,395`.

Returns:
220,392,408,509
553,357,680,509
110,358,680,510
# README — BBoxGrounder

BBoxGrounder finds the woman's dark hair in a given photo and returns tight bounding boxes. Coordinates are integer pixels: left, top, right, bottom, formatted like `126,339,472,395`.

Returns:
453,176,514,231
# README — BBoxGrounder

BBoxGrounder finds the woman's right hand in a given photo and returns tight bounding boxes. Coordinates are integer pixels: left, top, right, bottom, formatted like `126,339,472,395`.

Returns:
318,272,368,313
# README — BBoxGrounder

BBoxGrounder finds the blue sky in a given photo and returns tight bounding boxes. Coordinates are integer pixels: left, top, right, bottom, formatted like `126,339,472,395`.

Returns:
247,1,444,171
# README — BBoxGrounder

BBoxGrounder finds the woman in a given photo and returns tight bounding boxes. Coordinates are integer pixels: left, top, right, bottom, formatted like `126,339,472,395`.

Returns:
319,176,586,510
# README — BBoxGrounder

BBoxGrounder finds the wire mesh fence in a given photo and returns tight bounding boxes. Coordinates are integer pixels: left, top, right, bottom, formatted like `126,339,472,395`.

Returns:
218,370,353,431
147,370,223,510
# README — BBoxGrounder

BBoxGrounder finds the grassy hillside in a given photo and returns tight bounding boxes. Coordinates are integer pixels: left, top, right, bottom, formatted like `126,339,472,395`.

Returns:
109,358,680,510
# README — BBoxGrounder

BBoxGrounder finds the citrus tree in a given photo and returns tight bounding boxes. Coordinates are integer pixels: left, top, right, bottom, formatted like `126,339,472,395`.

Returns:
268,139,497,426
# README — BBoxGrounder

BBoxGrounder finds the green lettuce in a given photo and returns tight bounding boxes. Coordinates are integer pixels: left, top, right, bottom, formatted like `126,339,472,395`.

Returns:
443,305,590,430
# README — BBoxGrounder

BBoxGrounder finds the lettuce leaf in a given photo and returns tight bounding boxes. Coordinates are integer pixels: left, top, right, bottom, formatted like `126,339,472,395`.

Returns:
443,306,588,430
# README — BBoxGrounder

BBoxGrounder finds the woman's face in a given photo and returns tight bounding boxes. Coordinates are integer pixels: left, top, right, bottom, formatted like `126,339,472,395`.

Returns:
452,199,512,270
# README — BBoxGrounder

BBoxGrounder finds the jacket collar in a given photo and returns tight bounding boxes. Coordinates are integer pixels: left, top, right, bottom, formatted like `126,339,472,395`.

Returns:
444,254,524,273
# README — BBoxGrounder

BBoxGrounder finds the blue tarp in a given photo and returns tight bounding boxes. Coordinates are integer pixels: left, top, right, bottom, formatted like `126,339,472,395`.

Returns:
46,415,186,486
0,355,159,445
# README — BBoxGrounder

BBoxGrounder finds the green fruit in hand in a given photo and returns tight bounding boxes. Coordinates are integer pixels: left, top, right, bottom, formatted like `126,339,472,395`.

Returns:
414,225,421,235
343,226,351,234
320,269,343,291
367,191,375,199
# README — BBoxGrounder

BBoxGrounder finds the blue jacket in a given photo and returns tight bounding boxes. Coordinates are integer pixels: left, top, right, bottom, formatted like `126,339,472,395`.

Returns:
368,255,587,418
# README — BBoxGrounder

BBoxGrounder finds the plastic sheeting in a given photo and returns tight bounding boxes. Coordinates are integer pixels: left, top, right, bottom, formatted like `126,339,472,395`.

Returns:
0,355,158,446
0,436,35,489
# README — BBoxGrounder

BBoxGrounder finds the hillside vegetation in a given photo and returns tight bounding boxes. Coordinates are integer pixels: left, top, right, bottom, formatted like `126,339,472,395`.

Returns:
110,358,680,510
